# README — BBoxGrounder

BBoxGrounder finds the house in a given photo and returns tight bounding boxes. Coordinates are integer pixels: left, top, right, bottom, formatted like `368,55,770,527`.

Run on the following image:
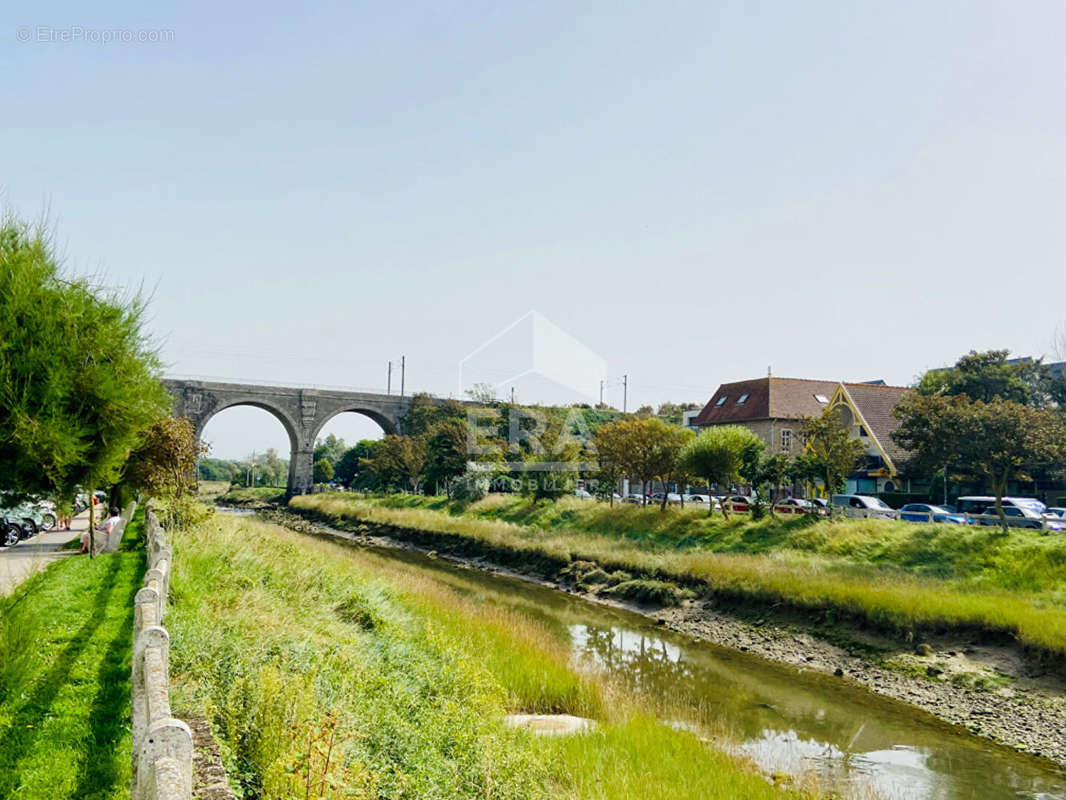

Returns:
692,377,841,456
823,382,911,494
693,376,914,494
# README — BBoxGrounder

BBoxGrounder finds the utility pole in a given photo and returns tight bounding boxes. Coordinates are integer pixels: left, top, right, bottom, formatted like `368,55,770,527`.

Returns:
387,361,392,395
623,375,628,413
511,386,516,404
599,379,604,406
400,355,405,398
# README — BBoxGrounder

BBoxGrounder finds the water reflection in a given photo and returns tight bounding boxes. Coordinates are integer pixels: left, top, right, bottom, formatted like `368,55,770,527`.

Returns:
566,620,1066,799
362,543,1066,800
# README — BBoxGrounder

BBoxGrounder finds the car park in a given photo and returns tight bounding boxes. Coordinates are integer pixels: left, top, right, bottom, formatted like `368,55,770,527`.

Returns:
830,494,899,520
899,503,968,524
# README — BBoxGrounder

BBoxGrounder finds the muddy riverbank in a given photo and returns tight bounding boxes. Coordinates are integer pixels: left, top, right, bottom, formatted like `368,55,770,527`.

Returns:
264,507,1066,770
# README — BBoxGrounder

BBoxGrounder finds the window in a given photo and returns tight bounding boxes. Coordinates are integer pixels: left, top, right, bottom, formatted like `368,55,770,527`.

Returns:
814,394,829,404
715,396,728,407
780,429,792,451
858,426,868,437
737,393,750,404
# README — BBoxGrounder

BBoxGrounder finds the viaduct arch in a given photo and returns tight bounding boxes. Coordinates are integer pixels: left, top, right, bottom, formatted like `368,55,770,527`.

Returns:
163,379,413,496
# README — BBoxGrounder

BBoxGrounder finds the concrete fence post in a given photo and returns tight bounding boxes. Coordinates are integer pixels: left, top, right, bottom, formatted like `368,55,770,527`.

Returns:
131,507,192,800
136,719,193,800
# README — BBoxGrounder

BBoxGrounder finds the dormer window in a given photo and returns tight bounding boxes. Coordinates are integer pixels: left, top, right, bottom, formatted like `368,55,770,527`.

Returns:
737,393,750,404
715,396,728,407
814,394,829,404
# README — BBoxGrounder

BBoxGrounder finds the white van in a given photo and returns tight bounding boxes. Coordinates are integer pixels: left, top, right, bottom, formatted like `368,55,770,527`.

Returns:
830,494,899,520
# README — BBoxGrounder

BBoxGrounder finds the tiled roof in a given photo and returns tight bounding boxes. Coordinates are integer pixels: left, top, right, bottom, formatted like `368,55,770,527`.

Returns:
840,383,912,467
693,377,840,426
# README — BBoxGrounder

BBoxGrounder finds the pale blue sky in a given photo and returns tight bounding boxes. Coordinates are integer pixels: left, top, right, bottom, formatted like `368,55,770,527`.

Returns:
4,1,1065,457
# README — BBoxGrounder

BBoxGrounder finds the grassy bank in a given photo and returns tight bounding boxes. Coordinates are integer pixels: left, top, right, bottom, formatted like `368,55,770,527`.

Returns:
291,493,1066,659
0,509,146,799
214,485,286,507
166,512,812,799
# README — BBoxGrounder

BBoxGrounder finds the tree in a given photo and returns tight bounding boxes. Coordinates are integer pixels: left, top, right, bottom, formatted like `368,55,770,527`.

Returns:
423,418,470,495
198,457,236,483
800,408,866,515
0,220,170,554
334,440,378,486
313,433,347,468
679,425,764,518
758,452,794,517
362,435,426,492
918,349,1052,407
654,402,700,426
313,457,334,484
896,394,1066,532
593,420,637,506
892,393,969,504
125,417,206,499
648,423,694,511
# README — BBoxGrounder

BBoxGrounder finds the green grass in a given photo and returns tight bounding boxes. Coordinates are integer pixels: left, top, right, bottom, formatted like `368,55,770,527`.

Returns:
216,485,286,507
291,493,1066,659
165,512,809,800
0,507,146,800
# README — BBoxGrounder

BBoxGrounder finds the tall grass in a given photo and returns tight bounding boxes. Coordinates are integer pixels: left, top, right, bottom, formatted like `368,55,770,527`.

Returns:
166,512,813,799
293,493,1066,658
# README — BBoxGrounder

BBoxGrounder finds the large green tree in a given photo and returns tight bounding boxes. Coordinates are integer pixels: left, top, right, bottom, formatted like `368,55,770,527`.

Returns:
679,425,764,518
334,440,379,487
362,435,427,492
919,349,1054,407
313,433,347,467
0,220,169,552
895,394,1066,532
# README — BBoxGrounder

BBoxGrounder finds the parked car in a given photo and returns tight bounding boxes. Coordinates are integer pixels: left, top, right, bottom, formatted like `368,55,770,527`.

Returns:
970,504,1064,531
721,495,753,512
649,492,683,505
772,498,823,515
899,503,968,525
1046,507,1066,519
809,498,830,512
0,495,52,535
573,488,593,499
624,493,646,505
0,517,22,547
956,496,1048,522
830,494,899,520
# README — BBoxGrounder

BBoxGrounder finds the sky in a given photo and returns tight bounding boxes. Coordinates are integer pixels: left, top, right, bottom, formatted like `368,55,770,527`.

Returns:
4,1,1065,458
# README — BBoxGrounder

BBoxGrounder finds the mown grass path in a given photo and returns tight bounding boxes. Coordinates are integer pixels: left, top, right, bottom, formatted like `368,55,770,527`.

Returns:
0,509,145,800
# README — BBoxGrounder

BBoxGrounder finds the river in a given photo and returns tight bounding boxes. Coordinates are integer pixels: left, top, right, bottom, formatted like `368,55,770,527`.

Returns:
223,509,1066,799
366,542,1066,800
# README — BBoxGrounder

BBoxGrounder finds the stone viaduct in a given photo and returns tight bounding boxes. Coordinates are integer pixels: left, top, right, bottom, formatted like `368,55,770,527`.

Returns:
163,378,413,497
